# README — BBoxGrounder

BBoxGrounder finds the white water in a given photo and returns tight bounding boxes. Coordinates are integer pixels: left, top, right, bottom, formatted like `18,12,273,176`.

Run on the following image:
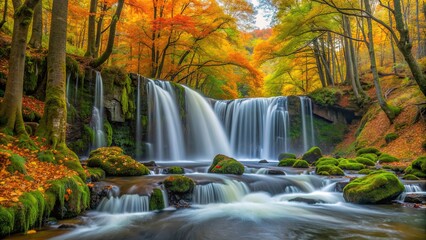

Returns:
97,194,150,214
90,71,106,149
135,75,142,160
65,73,71,106
192,180,250,204
397,184,425,201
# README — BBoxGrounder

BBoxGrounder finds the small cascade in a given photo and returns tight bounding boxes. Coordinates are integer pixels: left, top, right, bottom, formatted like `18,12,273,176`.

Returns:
74,75,79,106
65,73,71,106
147,80,185,160
90,71,106,149
192,180,250,204
135,75,142,160
300,96,315,152
97,194,150,214
397,184,424,201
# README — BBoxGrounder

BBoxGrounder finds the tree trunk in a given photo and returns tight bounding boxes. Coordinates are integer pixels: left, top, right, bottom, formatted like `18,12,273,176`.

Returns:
313,38,326,87
388,2,397,75
0,0,8,29
85,0,97,57
94,3,106,58
393,0,426,96
0,0,40,135
29,1,42,49
90,0,124,68
416,0,424,58
37,0,68,148
364,0,397,123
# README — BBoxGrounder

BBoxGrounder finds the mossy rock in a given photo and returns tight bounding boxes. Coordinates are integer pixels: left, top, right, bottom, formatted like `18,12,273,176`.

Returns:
278,153,296,160
208,154,244,175
384,133,398,143
86,167,105,182
358,169,374,175
301,147,322,164
37,150,56,163
164,175,195,193
378,153,399,163
278,158,297,167
355,157,375,166
149,188,165,211
314,157,339,166
164,166,185,174
87,147,150,176
404,156,426,178
402,174,420,180
292,160,309,168
343,171,404,204
0,206,14,236
316,165,344,176
2,151,27,175
358,153,378,161
356,147,380,156
339,159,365,170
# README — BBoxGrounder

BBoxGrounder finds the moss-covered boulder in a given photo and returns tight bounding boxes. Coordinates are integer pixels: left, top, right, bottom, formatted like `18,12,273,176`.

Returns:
358,153,378,161
292,160,309,168
343,171,404,204
87,147,149,176
208,154,244,175
358,169,374,175
164,175,195,193
378,153,399,163
163,166,185,174
355,157,375,166
86,167,106,182
314,157,339,166
149,188,165,211
301,147,322,164
356,147,380,156
278,158,297,167
278,153,296,160
316,165,345,176
338,159,365,170
404,156,426,178
402,174,420,180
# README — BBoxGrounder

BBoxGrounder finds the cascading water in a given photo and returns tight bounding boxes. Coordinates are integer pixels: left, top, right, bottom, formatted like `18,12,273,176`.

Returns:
65,73,71,106
90,71,106,149
135,75,142,160
300,96,315,152
192,180,250,204
97,194,150,214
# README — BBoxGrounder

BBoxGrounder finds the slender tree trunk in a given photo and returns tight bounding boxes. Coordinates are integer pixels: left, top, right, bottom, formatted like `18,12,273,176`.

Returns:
393,0,426,96
85,0,97,57
388,2,397,75
0,0,40,135
37,0,68,148
313,38,326,87
94,3,105,58
364,0,397,123
416,0,424,58
0,0,8,29
90,0,124,68
29,1,42,49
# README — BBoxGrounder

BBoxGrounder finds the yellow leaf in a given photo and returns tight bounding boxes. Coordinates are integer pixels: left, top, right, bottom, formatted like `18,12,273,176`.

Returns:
27,230,37,234
0,197,6,202
12,197,19,202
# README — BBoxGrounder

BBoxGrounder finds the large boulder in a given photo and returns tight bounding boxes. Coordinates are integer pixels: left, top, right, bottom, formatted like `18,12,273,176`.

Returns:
208,154,244,175
301,147,322,164
343,171,404,204
404,156,426,178
278,153,296,160
87,147,150,176
163,175,195,208
316,165,344,176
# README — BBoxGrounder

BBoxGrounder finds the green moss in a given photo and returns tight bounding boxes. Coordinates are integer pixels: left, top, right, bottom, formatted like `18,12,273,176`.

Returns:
164,175,195,193
121,87,129,115
378,153,399,163
86,167,105,182
301,146,322,164
384,133,398,143
166,166,185,174
278,158,297,167
292,160,309,168
404,156,426,178
338,159,365,170
387,104,402,119
358,169,374,175
356,147,381,156
0,206,14,236
104,120,113,147
402,174,420,180
87,147,150,176
55,146,86,181
343,171,404,204
149,188,165,211
355,157,375,166
308,87,343,106
37,150,56,163
208,154,245,175
46,175,90,219
315,165,344,176
358,153,378,161
314,157,339,166
314,118,347,147
278,153,296,160
6,153,27,175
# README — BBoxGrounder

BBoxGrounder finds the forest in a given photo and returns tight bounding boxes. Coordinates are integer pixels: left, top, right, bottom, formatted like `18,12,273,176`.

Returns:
0,0,425,239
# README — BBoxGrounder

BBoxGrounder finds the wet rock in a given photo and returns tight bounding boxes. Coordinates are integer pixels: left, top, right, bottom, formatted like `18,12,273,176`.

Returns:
288,197,326,204
89,183,114,209
58,224,77,229
164,175,194,208
265,169,285,175
208,154,244,175
302,147,322,164
142,160,157,167
404,193,426,204
335,181,349,192
258,160,268,163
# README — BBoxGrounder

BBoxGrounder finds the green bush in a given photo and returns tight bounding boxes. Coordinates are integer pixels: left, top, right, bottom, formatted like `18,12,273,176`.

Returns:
356,147,380,156
308,87,342,106
164,175,194,193
384,133,398,143
278,153,296,160
343,171,404,204
301,147,322,164
278,158,297,167
208,154,244,175
292,160,309,168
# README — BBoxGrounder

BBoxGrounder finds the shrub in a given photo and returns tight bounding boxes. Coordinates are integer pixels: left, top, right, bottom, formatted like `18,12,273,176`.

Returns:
384,133,398,143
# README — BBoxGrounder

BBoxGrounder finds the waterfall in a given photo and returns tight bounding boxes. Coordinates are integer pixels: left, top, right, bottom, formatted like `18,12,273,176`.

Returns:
74,75,79,106
97,194,150,214
135,75,142,160
147,80,185,160
65,73,71,106
300,96,315,152
214,97,291,159
192,180,250,204
90,71,106,149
